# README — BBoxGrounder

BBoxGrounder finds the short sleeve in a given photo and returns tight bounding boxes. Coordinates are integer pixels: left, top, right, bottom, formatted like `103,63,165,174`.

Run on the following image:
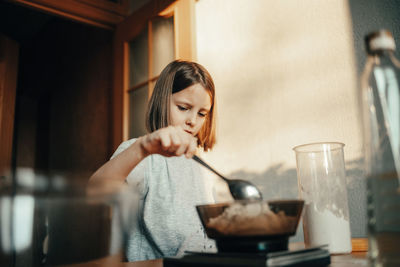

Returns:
111,139,148,199
110,139,136,160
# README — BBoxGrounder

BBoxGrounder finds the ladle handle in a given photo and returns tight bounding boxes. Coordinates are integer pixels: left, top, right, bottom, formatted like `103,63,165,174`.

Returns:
192,155,228,182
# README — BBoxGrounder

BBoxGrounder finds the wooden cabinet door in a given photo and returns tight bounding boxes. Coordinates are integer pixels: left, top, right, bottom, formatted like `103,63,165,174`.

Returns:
0,34,19,176
9,0,129,29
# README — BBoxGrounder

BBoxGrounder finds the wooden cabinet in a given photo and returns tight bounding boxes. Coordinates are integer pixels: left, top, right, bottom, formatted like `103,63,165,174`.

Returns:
0,34,19,175
7,0,130,29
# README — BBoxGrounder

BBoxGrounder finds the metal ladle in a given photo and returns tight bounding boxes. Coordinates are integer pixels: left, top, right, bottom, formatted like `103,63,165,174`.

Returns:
193,155,263,200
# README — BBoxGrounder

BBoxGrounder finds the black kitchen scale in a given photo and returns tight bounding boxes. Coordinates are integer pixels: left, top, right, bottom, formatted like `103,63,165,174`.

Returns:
164,244,331,267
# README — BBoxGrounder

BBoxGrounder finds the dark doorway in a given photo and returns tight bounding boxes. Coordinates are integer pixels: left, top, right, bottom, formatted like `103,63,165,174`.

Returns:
0,2,115,266
0,1,113,175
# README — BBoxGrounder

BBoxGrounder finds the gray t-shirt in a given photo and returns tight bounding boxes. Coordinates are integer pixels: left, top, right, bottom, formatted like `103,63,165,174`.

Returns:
111,139,217,261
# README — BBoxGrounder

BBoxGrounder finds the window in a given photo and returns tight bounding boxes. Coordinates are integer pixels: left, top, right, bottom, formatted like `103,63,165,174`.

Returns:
112,0,196,148
128,15,175,137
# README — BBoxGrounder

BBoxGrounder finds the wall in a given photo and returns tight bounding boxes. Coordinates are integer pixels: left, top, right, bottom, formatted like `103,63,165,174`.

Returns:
195,0,400,240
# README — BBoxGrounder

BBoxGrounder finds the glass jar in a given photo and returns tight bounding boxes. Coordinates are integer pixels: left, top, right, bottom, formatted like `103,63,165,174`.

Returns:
360,29,400,267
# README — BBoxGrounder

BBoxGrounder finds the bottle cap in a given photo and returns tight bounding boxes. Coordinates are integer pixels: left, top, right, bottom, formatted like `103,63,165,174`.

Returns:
365,30,396,54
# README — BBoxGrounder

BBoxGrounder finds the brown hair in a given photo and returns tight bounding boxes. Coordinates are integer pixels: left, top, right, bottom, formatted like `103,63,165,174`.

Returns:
146,60,216,151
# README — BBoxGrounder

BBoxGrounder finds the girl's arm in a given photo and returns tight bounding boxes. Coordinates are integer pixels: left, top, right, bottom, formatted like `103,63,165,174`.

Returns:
89,126,197,184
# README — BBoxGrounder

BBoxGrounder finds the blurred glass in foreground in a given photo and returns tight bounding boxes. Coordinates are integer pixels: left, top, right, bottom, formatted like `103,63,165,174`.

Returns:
360,29,400,267
0,168,139,266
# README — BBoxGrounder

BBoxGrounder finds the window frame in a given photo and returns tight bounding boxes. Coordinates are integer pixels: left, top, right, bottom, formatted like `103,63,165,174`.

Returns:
112,0,196,151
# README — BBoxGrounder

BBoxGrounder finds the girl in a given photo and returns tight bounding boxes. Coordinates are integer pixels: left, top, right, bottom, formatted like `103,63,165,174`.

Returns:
90,60,218,261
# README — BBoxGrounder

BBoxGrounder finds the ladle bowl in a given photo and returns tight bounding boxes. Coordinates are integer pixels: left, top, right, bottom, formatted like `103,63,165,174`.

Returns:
192,155,262,200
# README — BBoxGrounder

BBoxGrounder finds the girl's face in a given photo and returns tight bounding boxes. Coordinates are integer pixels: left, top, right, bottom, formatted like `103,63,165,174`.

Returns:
170,83,212,137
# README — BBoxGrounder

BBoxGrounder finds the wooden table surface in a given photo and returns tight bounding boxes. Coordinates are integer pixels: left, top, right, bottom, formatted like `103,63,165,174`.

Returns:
64,254,368,267
330,252,368,267
63,250,368,267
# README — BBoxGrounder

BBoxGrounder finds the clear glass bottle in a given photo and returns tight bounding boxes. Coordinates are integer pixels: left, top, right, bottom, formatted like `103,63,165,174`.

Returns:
360,30,400,267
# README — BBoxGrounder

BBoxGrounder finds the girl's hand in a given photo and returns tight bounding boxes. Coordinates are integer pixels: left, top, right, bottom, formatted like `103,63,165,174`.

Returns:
139,126,197,158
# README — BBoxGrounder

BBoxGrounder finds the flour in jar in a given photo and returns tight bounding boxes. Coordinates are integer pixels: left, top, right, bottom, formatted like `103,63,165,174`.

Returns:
206,202,297,236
